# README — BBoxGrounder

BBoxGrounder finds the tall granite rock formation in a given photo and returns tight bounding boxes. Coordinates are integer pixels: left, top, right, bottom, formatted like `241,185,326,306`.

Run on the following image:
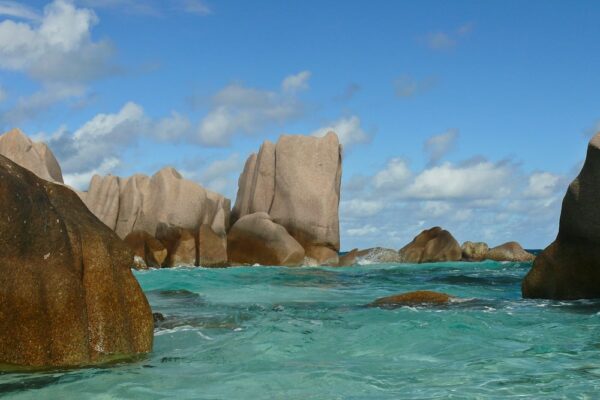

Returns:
230,132,342,265
0,155,153,369
523,133,600,299
79,167,230,239
0,128,63,183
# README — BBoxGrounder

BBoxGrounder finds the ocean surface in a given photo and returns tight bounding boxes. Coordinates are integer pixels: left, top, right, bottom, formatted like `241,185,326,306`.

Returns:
3,260,600,399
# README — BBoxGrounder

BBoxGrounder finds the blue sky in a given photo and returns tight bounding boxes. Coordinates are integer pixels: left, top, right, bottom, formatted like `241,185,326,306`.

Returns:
1,0,599,249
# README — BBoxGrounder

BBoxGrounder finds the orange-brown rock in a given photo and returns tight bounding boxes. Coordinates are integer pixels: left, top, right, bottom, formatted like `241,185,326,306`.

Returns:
399,227,461,263
0,155,153,369
370,290,453,307
198,224,227,267
486,242,534,262
124,230,168,269
227,212,305,266
461,241,489,261
523,133,600,299
156,225,196,267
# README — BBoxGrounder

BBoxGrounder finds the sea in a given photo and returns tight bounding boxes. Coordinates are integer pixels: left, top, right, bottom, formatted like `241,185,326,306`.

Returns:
2,258,600,399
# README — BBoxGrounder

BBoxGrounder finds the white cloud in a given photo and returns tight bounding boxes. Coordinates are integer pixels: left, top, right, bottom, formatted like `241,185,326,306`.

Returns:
341,199,385,217
311,116,370,148
197,77,306,146
424,128,458,164
178,0,211,16
406,161,514,200
63,156,120,189
373,158,412,189
346,225,379,237
0,1,40,20
154,111,192,141
394,75,437,97
0,0,115,83
281,70,311,93
524,172,561,198
80,0,212,16
426,32,455,50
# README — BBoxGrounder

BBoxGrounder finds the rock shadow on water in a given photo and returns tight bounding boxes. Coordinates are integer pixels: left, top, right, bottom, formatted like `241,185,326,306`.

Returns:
428,274,523,287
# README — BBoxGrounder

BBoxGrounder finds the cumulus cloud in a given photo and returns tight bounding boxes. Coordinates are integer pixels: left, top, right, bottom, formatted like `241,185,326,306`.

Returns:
0,0,116,83
197,73,308,146
339,132,564,250
311,115,370,148
281,70,311,93
424,128,458,165
394,75,437,98
0,1,40,20
153,111,192,141
63,156,120,189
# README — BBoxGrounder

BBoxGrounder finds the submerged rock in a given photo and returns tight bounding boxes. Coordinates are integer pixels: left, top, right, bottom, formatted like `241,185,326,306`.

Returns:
461,241,489,261
370,291,453,307
523,133,600,299
399,227,462,263
0,128,63,183
231,133,342,265
227,212,305,266
486,242,534,262
0,155,153,369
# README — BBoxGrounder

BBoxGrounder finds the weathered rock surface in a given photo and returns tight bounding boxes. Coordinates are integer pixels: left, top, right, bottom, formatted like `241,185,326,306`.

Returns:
461,241,489,261
0,155,153,369
487,242,534,262
227,212,305,266
232,133,342,265
198,224,227,267
156,226,197,267
0,128,63,183
370,291,453,308
80,167,230,240
124,230,168,269
523,133,600,299
337,248,359,267
355,247,402,264
399,227,462,263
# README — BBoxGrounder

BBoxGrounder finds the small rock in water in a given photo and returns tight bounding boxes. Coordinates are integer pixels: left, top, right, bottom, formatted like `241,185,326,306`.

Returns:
153,312,165,323
369,290,453,308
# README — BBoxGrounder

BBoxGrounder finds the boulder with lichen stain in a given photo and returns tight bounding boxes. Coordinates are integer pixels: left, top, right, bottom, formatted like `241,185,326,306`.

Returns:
0,155,153,369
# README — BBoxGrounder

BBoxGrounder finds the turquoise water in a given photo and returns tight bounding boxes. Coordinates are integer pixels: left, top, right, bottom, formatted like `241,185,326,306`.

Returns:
3,261,600,399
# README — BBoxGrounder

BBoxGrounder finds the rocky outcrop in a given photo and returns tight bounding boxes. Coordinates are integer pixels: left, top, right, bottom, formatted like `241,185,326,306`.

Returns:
81,168,230,239
124,230,167,269
461,241,489,261
232,132,342,265
198,224,227,267
355,247,402,264
0,128,63,183
156,226,197,268
227,212,305,266
523,133,600,299
487,242,534,262
0,155,153,369
399,227,462,263
370,291,453,308
337,249,359,267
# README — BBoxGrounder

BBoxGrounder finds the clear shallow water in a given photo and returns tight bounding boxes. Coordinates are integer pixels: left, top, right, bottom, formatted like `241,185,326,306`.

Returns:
3,261,600,399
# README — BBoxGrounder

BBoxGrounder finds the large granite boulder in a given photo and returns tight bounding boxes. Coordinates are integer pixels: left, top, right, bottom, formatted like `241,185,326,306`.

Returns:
487,242,534,262
399,227,462,263
124,230,168,269
231,133,342,265
461,241,489,261
198,224,227,267
156,225,197,267
0,128,63,183
80,167,230,240
523,133,600,299
227,212,305,266
0,155,153,369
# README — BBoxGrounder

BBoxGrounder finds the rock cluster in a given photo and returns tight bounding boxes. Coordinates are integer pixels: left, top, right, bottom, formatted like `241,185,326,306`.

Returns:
230,132,342,265
79,168,230,268
0,155,153,369
462,241,534,262
523,133,600,299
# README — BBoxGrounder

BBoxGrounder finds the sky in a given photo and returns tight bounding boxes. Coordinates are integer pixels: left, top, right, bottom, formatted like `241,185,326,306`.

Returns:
0,0,599,249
